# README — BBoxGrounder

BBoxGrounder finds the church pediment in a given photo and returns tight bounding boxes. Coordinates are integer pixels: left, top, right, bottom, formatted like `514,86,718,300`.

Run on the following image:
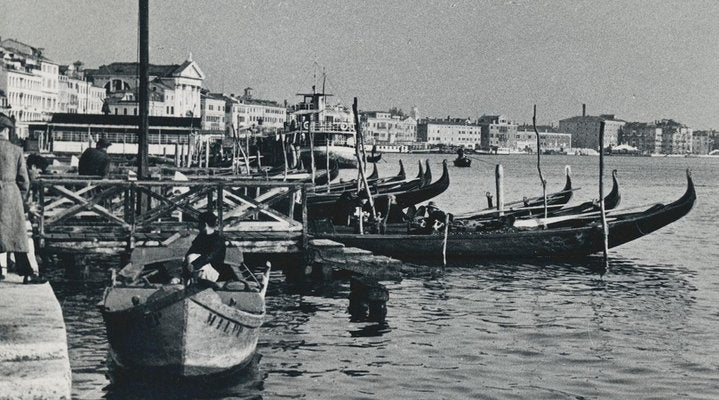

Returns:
173,60,205,80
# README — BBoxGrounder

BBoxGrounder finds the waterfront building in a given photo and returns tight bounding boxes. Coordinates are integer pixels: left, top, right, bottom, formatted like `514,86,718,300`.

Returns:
58,62,105,114
656,119,692,155
0,38,60,138
225,88,286,134
514,126,572,153
478,114,518,151
691,130,717,155
200,90,226,134
85,55,205,118
558,107,625,150
361,111,417,145
620,122,662,154
417,117,482,148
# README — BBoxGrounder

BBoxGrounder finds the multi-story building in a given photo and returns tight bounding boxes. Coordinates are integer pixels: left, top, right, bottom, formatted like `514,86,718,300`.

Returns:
85,55,205,118
620,122,662,154
225,87,286,134
58,62,105,114
361,111,417,145
656,119,692,155
514,126,571,153
417,117,482,148
478,114,518,151
558,109,625,150
0,38,60,138
200,90,226,133
691,130,717,155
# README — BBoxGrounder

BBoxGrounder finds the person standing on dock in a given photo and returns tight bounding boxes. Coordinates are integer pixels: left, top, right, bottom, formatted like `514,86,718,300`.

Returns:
78,138,112,178
184,211,227,283
0,113,44,283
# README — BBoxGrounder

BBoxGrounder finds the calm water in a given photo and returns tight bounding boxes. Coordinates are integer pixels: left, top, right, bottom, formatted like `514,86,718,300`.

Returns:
52,154,719,399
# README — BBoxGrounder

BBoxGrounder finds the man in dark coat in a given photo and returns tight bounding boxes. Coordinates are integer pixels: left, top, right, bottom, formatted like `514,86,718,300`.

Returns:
184,211,228,283
78,138,112,177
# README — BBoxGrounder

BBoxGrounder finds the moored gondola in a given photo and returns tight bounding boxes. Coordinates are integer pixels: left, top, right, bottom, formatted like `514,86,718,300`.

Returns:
313,170,694,261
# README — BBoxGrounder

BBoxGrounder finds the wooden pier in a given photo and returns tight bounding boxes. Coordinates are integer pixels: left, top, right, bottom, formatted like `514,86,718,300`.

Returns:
30,175,310,265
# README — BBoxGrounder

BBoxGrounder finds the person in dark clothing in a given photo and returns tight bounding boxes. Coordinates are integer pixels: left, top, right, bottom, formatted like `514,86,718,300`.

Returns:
184,211,227,283
78,138,112,177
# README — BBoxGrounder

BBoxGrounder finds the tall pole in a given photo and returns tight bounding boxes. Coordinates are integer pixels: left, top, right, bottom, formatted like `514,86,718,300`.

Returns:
353,97,376,220
532,105,547,219
599,121,610,268
138,0,149,180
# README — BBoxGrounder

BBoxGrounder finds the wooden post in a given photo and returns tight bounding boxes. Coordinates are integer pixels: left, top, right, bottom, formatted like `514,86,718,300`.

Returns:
205,138,211,170
495,164,504,216
599,121,609,267
174,143,180,167
281,133,288,181
325,133,331,193
38,180,45,250
301,184,308,249
532,105,548,218
357,206,364,235
309,129,316,186
288,187,295,221
352,97,377,220
442,213,449,267
216,183,224,232
137,0,150,211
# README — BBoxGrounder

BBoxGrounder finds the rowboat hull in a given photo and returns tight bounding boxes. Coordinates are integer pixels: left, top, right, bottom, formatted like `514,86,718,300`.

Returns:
101,285,264,378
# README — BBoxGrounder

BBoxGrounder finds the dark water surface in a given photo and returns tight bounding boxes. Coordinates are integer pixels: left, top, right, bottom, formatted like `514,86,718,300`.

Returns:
53,154,719,399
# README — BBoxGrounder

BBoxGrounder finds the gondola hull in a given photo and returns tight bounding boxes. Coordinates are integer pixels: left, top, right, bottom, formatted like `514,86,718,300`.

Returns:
315,171,694,261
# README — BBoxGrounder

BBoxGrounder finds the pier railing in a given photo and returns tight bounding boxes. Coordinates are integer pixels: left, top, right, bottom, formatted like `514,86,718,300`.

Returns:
30,176,310,254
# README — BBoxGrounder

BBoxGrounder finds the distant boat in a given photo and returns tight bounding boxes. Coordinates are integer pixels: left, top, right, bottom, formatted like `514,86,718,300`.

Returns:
100,247,271,378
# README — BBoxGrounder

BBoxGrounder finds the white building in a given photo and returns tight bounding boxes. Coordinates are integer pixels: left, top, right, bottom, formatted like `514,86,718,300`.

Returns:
200,90,226,133
85,55,205,118
417,118,482,148
225,87,286,134
58,62,105,114
361,111,417,145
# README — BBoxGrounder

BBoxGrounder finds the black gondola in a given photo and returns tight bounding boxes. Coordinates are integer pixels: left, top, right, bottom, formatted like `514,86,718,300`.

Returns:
313,170,695,262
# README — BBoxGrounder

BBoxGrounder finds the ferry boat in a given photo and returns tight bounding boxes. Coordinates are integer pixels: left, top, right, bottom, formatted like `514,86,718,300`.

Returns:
287,86,358,169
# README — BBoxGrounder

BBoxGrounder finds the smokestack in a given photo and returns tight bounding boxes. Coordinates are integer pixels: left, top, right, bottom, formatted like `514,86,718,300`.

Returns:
582,104,586,117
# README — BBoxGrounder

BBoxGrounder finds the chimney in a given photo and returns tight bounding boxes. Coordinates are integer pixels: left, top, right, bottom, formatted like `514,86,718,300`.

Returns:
582,103,586,117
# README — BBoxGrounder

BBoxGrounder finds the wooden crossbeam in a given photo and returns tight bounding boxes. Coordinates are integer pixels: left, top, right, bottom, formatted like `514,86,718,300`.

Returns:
46,185,129,228
44,184,95,212
135,186,208,223
222,188,298,227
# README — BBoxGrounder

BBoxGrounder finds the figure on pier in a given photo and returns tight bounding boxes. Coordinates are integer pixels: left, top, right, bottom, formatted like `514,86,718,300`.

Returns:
0,113,43,283
78,138,112,178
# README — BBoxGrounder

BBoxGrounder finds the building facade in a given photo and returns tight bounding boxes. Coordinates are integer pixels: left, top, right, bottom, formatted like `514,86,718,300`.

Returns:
514,128,572,153
58,62,105,114
691,130,717,155
85,56,205,118
417,118,482,148
620,122,662,154
478,114,518,151
361,111,417,145
200,91,226,133
558,114,625,150
225,88,286,134
656,119,692,155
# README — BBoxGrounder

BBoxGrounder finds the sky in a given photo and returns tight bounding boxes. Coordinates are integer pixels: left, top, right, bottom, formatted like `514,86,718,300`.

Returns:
2,0,718,129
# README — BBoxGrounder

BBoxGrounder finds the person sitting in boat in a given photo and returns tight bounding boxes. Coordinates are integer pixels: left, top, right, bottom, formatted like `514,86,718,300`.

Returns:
184,211,227,284
409,201,452,234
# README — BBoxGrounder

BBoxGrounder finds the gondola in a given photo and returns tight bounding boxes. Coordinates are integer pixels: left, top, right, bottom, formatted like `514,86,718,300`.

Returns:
313,170,694,261
100,247,271,378
453,157,472,167
366,153,382,163
455,169,575,221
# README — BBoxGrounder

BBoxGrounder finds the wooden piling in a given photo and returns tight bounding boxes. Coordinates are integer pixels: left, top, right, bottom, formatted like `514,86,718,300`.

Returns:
532,104,548,218
495,164,504,216
599,121,609,267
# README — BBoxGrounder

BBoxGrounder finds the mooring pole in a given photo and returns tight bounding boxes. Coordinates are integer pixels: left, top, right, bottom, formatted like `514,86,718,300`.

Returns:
137,0,150,211
352,97,377,220
442,213,450,267
599,121,610,268
495,164,504,216
532,105,548,219
325,133,331,193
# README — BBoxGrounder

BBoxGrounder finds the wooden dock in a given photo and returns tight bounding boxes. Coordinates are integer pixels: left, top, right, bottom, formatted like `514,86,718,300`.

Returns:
0,275,71,399
30,175,310,265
